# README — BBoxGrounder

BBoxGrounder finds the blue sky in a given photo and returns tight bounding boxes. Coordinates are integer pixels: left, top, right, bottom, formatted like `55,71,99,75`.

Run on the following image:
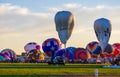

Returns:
1,0,120,12
0,0,120,54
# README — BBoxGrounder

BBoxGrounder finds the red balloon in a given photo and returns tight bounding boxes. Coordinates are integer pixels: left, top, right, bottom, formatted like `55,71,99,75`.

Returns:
75,48,88,60
112,43,120,57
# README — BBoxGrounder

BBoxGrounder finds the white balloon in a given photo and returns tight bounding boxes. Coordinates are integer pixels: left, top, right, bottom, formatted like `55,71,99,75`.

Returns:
94,18,111,52
55,11,74,44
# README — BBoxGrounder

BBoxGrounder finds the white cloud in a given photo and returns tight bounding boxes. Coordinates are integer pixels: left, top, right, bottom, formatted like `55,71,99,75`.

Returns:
0,3,29,15
96,5,105,10
63,3,80,9
0,3,53,37
48,3,81,13
31,13,51,18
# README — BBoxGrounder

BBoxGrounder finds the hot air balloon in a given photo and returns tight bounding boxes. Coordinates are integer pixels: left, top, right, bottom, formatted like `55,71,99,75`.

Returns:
86,41,101,58
42,38,61,63
65,47,76,60
54,11,74,48
1,48,16,62
27,49,40,62
55,47,76,62
112,43,120,58
39,52,45,60
75,48,88,61
94,18,111,52
24,42,40,53
100,44,113,58
0,53,10,61
55,49,65,57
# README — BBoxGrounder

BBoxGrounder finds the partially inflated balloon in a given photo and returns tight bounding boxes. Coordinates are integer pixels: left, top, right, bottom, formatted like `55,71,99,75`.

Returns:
100,44,113,57
42,38,61,56
42,38,61,62
0,53,6,61
55,11,74,45
55,47,76,60
94,18,111,52
27,49,40,62
39,53,44,60
75,48,88,60
0,53,10,61
24,42,40,53
55,49,65,57
65,47,76,60
1,48,16,61
112,43,120,58
86,41,101,58
104,44,113,54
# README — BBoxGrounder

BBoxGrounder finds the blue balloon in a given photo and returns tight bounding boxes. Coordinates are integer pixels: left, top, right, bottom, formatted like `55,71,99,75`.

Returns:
42,38,61,53
55,49,65,57
65,47,76,60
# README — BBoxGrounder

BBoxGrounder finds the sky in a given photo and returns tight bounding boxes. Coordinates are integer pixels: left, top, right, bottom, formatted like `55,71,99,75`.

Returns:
0,0,120,55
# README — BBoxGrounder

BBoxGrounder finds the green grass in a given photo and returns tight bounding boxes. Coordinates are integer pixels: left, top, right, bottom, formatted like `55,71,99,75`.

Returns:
0,63,120,77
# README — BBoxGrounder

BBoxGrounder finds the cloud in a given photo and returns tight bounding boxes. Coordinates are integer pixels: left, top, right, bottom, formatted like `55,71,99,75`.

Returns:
0,3,53,38
47,3,80,12
0,3,29,15
63,3,80,9
31,13,51,18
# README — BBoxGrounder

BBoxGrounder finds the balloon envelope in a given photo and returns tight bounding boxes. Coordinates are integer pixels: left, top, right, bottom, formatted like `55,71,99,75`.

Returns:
39,53,45,60
55,49,65,57
112,43,120,58
65,47,76,60
0,53,10,61
86,41,101,58
100,44,113,58
27,49,40,62
55,11,74,44
24,42,40,53
75,48,88,60
42,38,61,57
1,48,16,60
55,47,76,60
94,18,111,52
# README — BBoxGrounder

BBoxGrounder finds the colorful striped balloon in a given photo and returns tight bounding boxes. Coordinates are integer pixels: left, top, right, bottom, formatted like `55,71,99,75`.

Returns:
86,41,101,58
0,53,10,61
1,48,16,61
75,48,88,60
27,49,40,62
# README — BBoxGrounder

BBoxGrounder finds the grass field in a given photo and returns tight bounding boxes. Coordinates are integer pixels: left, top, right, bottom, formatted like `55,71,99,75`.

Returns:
0,63,120,77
